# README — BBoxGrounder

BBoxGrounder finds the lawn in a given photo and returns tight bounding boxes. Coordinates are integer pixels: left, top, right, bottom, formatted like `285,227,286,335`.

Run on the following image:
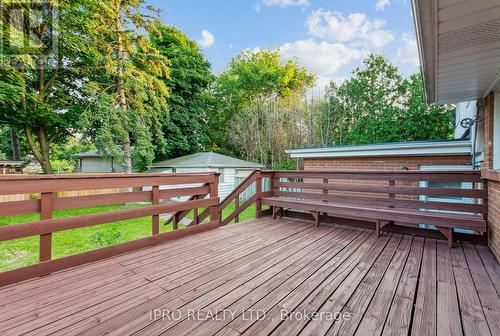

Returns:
0,202,261,272
187,203,263,224
0,204,179,272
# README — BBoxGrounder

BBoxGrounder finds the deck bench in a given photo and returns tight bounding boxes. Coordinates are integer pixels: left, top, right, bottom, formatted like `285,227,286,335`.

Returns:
261,196,487,248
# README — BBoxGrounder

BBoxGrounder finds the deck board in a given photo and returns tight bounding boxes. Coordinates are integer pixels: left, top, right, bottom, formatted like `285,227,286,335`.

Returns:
0,217,498,336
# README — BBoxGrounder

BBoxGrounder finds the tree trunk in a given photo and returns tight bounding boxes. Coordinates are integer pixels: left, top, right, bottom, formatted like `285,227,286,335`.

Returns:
115,8,132,174
38,126,53,174
10,128,21,160
24,126,53,174
123,134,132,173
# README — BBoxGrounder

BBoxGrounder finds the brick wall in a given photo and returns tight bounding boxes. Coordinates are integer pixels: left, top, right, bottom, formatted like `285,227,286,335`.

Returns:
303,155,471,171
482,91,500,262
301,154,472,202
488,178,500,260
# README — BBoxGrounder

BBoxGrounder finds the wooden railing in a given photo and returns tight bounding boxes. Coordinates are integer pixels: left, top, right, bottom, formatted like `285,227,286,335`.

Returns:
0,173,220,286
263,170,488,243
168,169,487,230
172,170,274,227
0,169,488,286
268,170,487,215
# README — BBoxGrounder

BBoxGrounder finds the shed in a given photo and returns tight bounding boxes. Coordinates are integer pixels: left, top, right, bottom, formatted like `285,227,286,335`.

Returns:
0,160,24,174
73,150,125,173
148,152,264,198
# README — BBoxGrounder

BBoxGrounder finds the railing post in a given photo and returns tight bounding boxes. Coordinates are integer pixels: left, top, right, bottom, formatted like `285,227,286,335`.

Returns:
152,185,160,235
209,174,220,225
482,179,488,224
270,172,275,196
40,192,53,262
193,205,199,225
234,196,240,223
323,178,328,216
255,172,262,218
173,214,179,230
388,180,395,208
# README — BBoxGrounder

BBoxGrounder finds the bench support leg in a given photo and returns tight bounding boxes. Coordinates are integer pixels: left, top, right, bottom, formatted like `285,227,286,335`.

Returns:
437,227,454,248
375,220,390,237
272,206,283,220
311,212,320,227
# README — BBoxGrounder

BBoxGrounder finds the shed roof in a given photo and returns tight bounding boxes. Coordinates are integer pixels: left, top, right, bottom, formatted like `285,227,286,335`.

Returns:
0,160,24,167
149,152,264,169
72,150,102,158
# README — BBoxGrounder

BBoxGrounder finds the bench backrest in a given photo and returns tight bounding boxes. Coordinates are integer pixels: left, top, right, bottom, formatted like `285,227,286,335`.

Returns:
270,170,487,217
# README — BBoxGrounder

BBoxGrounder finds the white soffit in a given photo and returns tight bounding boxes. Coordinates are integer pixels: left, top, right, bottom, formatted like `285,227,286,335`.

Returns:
413,0,500,104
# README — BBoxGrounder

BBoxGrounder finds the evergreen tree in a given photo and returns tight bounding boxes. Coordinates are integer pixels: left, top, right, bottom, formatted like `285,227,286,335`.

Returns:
151,25,214,159
84,0,169,172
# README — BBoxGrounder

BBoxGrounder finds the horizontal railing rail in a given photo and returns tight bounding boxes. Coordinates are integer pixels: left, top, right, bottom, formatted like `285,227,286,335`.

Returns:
0,173,220,286
0,169,488,287
177,170,269,227
210,169,487,234
270,170,483,182
267,170,487,215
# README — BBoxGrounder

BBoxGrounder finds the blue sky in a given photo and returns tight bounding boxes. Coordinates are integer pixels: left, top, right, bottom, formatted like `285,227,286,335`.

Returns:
150,0,419,92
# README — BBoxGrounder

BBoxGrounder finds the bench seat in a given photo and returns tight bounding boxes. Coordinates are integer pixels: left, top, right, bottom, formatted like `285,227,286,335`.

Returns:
261,197,486,247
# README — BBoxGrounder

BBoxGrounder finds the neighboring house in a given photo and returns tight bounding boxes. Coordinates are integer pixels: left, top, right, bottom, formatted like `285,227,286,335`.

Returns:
0,160,24,174
412,0,500,259
73,150,125,173
148,152,264,198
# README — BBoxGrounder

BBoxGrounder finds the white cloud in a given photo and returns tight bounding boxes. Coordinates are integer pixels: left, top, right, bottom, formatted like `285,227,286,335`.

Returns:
376,0,390,11
279,39,362,91
306,9,394,48
196,30,215,48
262,0,309,7
394,33,419,68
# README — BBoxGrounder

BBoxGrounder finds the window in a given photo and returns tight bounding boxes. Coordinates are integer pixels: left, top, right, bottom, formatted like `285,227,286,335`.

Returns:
494,90,500,169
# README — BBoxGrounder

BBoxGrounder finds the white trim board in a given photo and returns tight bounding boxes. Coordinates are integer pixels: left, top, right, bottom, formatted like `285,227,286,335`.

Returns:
286,141,472,159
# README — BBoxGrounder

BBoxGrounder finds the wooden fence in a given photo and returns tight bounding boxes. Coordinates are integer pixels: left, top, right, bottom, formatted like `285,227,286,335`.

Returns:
0,173,220,286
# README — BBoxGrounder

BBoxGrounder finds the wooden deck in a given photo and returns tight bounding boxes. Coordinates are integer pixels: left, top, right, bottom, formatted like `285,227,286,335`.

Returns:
0,217,499,336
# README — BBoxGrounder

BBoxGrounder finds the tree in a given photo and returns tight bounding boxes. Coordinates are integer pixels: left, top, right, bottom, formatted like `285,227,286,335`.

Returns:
151,25,214,159
400,73,455,140
0,0,98,173
214,49,315,166
0,125,26,160
84,0,169,172
314,54,454,146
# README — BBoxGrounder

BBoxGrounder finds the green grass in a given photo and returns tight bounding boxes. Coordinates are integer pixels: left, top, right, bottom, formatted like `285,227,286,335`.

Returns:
186,203,268,224
0,204,181,272
0,202,268,272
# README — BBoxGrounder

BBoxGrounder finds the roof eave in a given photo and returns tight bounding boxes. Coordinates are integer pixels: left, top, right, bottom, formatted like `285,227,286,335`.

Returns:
286,140,472,159
412,0,437,104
